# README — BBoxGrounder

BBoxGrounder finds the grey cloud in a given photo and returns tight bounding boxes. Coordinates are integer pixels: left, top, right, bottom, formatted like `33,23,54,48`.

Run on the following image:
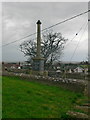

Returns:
2,2,88,62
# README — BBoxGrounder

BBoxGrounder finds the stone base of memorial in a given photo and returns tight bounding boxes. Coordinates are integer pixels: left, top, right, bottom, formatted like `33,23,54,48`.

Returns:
32,57,48,76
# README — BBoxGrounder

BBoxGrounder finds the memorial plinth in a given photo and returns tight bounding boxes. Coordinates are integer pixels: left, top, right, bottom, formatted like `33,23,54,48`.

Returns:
33,57,44,71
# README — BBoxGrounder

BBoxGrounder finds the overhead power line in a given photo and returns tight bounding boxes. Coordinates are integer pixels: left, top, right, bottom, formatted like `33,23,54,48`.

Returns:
42,10,89,31
2,32,36,47
70,22,88,62
64,19,87,48
2,9,90,47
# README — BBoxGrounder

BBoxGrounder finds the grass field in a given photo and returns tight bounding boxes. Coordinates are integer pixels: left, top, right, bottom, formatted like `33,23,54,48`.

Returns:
2,76,87,118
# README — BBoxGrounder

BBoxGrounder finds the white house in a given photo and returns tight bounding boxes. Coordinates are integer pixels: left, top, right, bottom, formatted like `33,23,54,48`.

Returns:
74,67,84,73
56,70,61,73
84,68,88,74
68,69,72,73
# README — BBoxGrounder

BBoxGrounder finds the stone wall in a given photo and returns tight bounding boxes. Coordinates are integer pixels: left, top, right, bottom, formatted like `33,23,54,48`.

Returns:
48,71,88,80
2,71,88,94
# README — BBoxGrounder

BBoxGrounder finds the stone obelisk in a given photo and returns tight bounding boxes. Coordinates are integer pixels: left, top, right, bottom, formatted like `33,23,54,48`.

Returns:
33,20,44,72
37,20,41,58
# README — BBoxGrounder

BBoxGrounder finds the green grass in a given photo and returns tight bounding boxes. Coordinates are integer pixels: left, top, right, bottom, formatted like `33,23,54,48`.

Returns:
2,76,87,118
0,76,2,119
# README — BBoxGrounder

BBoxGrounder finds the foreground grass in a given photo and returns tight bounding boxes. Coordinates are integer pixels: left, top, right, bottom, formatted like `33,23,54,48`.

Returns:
2,76,87,118
0,76,2,119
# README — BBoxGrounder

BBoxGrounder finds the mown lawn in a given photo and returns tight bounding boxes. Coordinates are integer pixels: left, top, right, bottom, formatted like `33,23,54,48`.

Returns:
2,76,87,118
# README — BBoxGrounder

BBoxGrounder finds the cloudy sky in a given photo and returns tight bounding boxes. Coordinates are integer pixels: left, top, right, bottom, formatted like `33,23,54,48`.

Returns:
2,2,88,62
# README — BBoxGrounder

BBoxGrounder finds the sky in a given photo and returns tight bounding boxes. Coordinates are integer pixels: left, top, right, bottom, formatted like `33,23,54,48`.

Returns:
2,2,88,62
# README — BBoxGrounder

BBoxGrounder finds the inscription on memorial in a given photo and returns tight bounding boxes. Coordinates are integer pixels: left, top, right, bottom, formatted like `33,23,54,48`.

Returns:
33,59,44,71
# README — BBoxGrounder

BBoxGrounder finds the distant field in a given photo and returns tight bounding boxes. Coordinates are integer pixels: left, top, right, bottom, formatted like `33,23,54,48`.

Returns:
2,76,87,118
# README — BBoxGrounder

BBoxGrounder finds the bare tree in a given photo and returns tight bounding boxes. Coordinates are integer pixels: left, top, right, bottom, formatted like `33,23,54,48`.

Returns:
20,31,68,69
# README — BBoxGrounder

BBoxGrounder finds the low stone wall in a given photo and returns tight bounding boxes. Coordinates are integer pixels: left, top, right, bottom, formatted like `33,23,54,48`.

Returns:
48,71,88,80
6,69,29,74
2,71,88,94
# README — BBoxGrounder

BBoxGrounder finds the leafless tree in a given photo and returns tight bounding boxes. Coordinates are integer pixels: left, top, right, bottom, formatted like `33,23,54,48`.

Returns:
20,31,68,69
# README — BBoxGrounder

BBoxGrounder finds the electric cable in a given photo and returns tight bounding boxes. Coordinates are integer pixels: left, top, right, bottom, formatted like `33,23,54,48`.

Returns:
2,10,89,47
